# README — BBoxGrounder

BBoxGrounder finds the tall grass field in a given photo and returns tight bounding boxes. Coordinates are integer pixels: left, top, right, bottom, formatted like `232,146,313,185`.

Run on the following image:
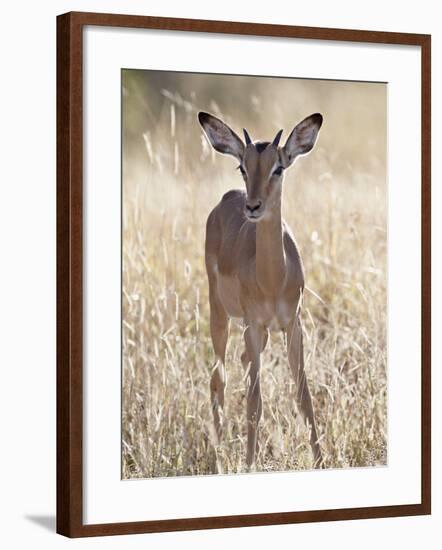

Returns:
122,70,387,478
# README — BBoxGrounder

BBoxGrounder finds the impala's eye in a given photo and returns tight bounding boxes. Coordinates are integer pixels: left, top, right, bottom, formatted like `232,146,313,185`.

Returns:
272,166,284,177
238,165,246,177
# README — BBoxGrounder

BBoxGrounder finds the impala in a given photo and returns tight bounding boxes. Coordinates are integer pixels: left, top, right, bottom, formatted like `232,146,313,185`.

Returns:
198,111,323,469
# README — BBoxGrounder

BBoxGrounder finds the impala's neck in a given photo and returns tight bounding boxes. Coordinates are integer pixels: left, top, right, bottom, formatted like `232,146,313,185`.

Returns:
255,190,286,295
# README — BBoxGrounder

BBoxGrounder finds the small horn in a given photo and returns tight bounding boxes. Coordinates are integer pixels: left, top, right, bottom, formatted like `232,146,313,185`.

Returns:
243,128,252,146
272,129,283,147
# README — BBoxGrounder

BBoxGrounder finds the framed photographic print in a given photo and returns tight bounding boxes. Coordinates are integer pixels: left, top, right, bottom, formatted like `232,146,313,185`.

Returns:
57,11,431,537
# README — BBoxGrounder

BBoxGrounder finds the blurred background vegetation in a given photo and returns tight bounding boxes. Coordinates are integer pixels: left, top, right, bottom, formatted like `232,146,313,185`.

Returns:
122,69,387,478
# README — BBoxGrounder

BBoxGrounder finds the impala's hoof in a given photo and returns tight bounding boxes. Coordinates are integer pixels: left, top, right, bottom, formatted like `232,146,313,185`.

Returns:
313,454,324,469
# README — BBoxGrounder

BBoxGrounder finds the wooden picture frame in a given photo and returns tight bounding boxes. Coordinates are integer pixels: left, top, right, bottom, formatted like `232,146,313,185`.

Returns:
57,11,431,537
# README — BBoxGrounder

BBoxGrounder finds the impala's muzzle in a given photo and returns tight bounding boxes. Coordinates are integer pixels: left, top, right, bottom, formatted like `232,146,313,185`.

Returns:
245,198,264,220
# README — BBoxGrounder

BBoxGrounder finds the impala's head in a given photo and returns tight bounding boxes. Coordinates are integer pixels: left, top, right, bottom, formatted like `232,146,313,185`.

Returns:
198,111,323,222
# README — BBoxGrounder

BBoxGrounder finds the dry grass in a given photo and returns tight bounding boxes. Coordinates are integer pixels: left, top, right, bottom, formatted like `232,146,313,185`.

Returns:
122,70,387,478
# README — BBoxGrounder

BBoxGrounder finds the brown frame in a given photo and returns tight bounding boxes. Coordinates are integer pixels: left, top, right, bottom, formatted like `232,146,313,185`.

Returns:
57,11,431,538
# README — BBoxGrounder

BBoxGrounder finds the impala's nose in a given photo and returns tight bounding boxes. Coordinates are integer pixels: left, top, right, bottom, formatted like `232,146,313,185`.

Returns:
245,199,262,216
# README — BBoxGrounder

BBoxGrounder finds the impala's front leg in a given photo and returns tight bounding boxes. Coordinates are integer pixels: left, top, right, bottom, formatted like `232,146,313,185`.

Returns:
244,320,264,468
288,315,323,467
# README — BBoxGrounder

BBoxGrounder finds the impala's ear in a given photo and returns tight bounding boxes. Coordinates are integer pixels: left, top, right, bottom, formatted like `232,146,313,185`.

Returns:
282,113,323,168
198,112,245,162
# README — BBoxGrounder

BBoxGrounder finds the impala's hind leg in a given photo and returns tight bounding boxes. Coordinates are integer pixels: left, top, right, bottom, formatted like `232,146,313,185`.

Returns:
288,315,323,467
209,286,229,444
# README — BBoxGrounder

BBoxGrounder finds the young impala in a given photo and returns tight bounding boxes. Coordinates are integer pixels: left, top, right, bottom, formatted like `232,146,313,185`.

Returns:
198,111,323,469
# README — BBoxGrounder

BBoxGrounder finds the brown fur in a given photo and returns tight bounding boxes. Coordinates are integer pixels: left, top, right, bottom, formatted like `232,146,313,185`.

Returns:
199,112,323,468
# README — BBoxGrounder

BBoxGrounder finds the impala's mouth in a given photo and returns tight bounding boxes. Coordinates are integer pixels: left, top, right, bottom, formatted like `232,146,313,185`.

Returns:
245,210,264,222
